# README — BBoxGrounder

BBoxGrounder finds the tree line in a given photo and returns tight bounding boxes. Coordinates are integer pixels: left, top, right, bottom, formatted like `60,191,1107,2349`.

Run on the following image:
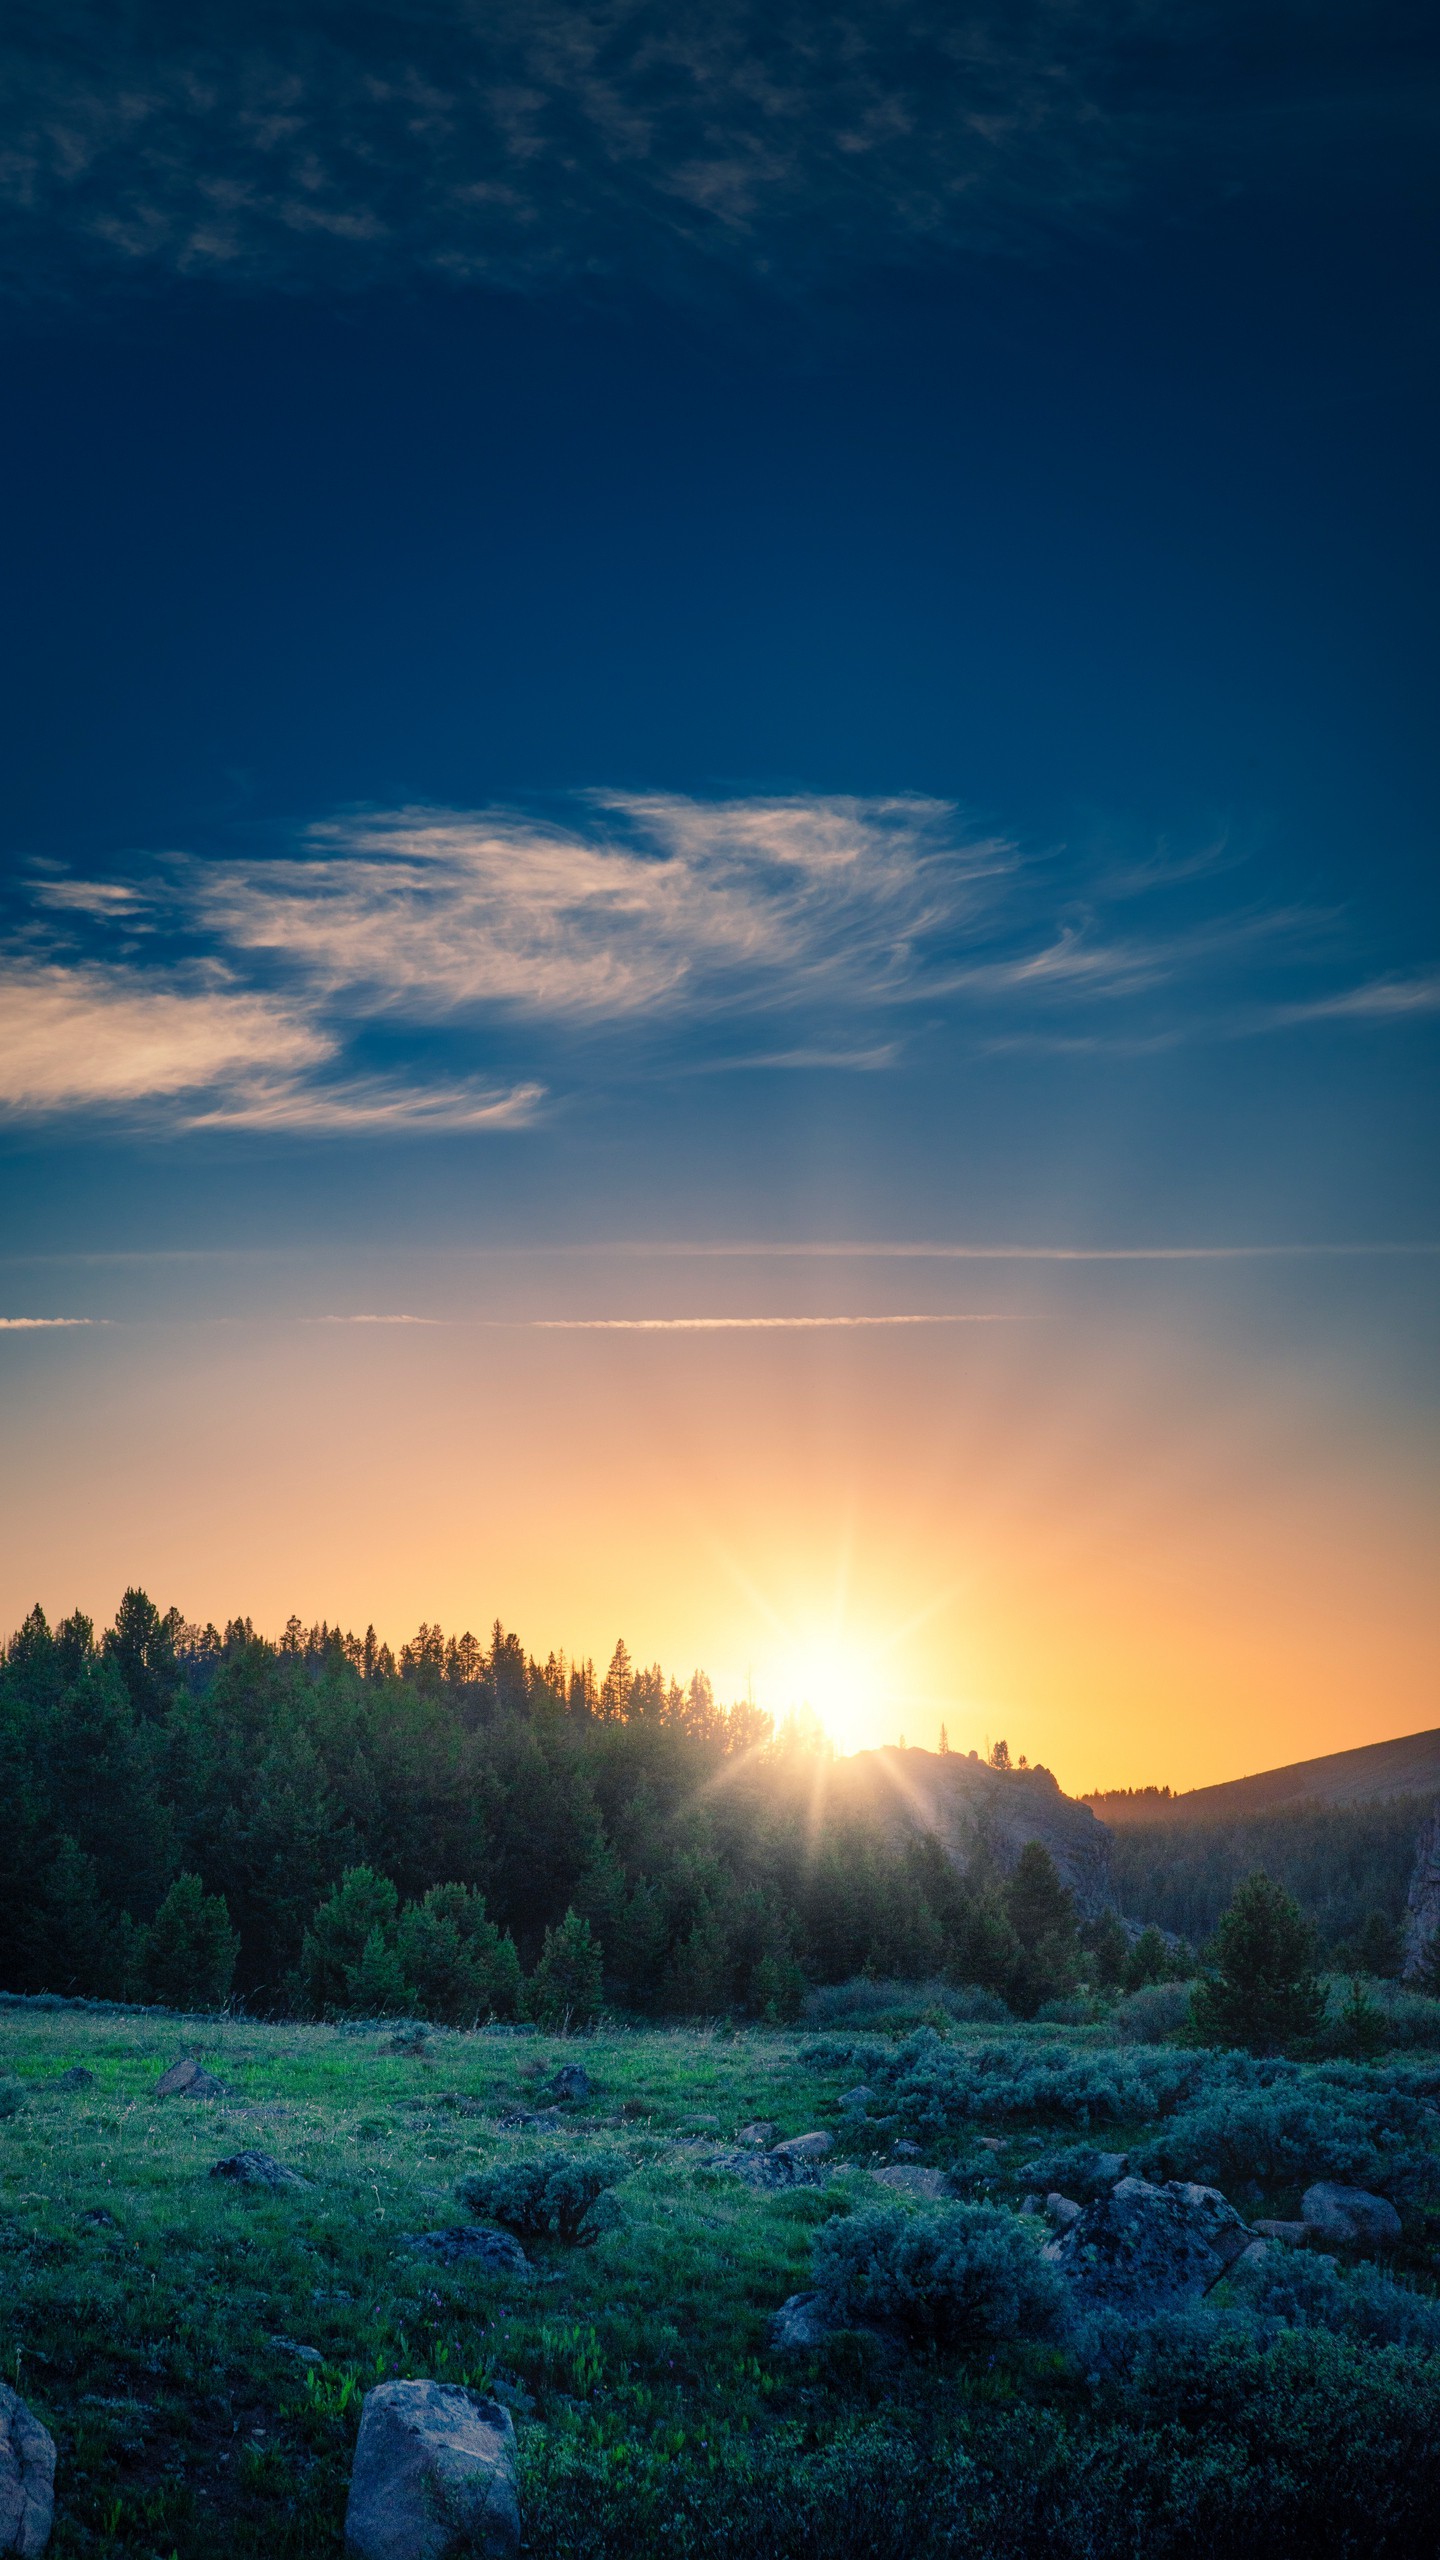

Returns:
2,1590,1110,2023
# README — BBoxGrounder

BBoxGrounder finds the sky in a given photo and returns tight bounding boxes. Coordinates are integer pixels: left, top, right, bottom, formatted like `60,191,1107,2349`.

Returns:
1,0,1437,1790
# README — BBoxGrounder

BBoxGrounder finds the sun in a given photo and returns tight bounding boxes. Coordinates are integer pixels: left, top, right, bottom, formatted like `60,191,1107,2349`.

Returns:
774,1638,875,1755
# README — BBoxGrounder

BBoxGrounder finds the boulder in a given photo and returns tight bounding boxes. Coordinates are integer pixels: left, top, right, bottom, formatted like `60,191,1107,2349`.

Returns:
772,2132,833,2164
1045,2193,1082,2231
1252,2218,1311,2244
891,2140,923,2161
210,2151,312,2190
840,2086,876,2109
769,2292,836,2351
873,2164,950,2200
268,2336,324,2367
1232,2239,1273,2271
1047,2175,1251,2313
156,2056,226,2100
736,2121,778,2147
344,2380,519,2560
0,2382,55,2558
977,2138,1006,2155
52,2068,94,2093
1301,2183,1401,2249
548,2064,591,2103
402,2228,532,2278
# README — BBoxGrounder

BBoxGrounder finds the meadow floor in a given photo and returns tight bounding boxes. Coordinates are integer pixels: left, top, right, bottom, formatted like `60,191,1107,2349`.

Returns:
3,2004,1440,2560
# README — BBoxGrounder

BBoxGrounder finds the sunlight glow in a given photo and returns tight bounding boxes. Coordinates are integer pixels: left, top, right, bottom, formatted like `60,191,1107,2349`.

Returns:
770,1636,880,1755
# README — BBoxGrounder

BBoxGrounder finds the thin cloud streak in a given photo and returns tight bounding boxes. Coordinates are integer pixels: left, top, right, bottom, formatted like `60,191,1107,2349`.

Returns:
0,1316,107,1328
523,1312,1015,1329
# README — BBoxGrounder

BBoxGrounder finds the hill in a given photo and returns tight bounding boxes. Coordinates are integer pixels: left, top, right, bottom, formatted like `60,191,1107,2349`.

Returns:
843,1747,1114,1915
1087,1727,1440,1825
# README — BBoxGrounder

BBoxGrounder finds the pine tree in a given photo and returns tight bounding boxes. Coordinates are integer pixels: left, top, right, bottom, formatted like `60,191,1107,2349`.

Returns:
142,1872,239,2010
527,1909,604,2028
600,1641,633,1722
394,1883,521,2022
298,1867,402,2015
1190,1872,1324,2053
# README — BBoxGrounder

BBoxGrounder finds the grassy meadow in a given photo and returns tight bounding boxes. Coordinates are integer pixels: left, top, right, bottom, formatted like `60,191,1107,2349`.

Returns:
4,2000,1440,2560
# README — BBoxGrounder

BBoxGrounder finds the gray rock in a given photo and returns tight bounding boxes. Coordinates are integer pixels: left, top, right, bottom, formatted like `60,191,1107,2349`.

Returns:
0,2382,55,2558
268,2336,324,2367
1301,2183,1401,2249
210,2150,312,2190
736,2121,778,2147
1252,2218,1311,2244
977,2137,1006,2155
402,2228,533,2278
79,2208,117,2229
495,2107,564,2134
344,2380,519,2560
891,2140,923,2160
769,2292,836,2351
772,2132,833,2164
156,2056,226,2100
1045,2193,1082,2230
873,2164,950,2200
548,2064,591,2103
52,2068,94,2093
1233,2239,1273,2270
1047,2175,1251,2312
840,2086,877,2110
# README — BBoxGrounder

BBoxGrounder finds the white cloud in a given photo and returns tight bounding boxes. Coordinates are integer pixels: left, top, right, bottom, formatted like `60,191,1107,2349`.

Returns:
183,1072,544,1131
1265,971,1440,1026
0,959,328,1113
194,793,1010,1023
0,1315,106,1328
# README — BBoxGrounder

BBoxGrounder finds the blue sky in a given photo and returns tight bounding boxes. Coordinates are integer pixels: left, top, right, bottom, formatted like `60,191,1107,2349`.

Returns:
0,2,1436,1775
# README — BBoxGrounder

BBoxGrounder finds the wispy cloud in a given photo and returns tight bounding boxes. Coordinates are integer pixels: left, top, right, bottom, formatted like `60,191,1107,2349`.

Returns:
524,1312,1012,1330
7,790,1433,1131
0,1315,106,1328
195,794,1006,1025
1,2,1373,304
0,959,328,1114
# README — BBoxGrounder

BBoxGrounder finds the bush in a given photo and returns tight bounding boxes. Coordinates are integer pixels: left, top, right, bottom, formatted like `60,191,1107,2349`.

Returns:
874,2027,1210,2131
528,1909,603,2029
1140,2086,1385,2189
810,2201,1064,2346
803,1979,1009,2032
1109,1982,1193,2044
140,1872,239,2010
1229,2249,1440,2351
458,2147,627,2242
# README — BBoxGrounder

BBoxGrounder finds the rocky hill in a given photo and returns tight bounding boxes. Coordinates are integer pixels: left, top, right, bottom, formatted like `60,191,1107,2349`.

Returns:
841,1747,1114,1916
1091,1728,1440,1825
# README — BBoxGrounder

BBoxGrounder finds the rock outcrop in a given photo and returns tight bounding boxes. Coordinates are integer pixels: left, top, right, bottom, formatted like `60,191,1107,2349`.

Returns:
841,1747,1114,1914
402,2228,532,2277
1402,1802,1440,1980
1046,2174,1250,2312
0,2384,55,2559
210,2150,311,2189
344,2381,519,2560
156,2056,226,2099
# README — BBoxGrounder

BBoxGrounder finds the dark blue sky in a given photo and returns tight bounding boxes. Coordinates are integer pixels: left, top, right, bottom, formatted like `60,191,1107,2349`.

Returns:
0,2,1436,1767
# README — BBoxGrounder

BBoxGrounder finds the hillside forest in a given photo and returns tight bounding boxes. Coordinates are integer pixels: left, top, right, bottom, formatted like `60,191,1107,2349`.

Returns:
1,1592,1427,2022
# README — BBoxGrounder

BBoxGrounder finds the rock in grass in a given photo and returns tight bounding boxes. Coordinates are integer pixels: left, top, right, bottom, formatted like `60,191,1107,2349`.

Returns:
770,2292,837,2352
549,2063,591,2102
736,2121,778,2147
1046,2175,1251,2313
344,2380,519,2560
156,2056,226,2100
267,2336,324,2367
1301,2183,1401,2249
51,2068,94,2093
772,2132,833,2164
210,2150,311,2190
1045,2193,1082,2230
0,2381,56,2558
402,2228,533,2278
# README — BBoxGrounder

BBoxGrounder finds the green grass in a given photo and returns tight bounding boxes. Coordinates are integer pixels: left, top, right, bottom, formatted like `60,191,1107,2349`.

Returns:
0,2008,934,2556
4,2008,1440,2560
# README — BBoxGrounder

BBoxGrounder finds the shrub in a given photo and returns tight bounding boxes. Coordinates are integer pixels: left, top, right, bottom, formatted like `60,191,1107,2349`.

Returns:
874,2027,1210,2130
803,1980,1009,2032
810,2201,1064,2346
528,1909,603,2029
1190,1873,1324,2054
1109,1982,1193,2044
458,2147,627,2242
140,1872,239,2010
1140,2087,1384,2189
1229,2249,1440,2351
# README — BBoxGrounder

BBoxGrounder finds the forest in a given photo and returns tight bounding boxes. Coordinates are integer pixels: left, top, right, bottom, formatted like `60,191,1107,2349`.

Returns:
1,1591,1094,2023
1,1591,1424,2024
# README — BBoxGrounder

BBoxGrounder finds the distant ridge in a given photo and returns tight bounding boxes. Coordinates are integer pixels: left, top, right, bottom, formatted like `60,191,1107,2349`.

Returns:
1089,1728,1440,1825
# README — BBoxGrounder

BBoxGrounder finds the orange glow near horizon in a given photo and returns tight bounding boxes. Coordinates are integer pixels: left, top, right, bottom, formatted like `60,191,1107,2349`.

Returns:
0,1270,1435,1795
